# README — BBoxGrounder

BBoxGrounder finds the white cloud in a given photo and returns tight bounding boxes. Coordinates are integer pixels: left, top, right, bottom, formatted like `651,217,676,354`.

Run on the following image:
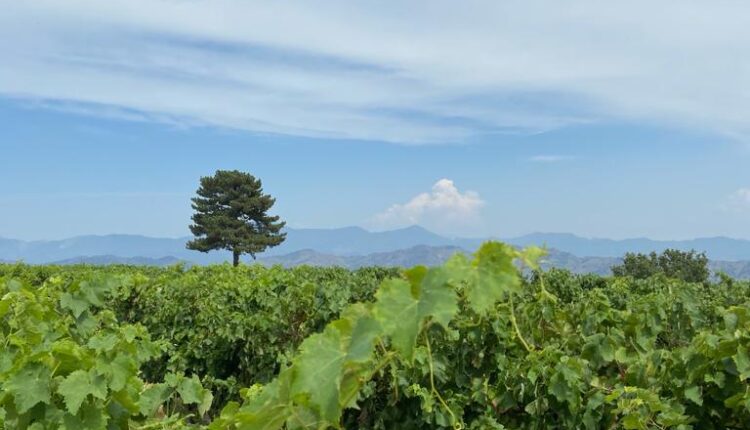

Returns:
728,188,750,210
529,155,577,163
2,1,750,142
370,179,484,233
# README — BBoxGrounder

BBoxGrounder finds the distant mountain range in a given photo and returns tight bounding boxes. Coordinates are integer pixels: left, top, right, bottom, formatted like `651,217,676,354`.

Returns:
504,232,750,261
259,245,470,269
258,247,750,279
49,255,186,266
2,226,750,278
0,226,473,265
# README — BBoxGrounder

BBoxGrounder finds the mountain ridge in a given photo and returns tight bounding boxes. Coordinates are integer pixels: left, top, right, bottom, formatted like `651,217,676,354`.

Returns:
23,246,750,280
2,226,750,264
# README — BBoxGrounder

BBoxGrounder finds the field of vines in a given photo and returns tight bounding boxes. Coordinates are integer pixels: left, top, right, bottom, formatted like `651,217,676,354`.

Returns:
2,242,750,429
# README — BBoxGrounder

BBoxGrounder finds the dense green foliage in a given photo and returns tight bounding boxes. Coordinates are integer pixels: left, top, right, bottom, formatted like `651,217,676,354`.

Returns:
612,249,710,283
0,275,212,429
3,243,750,429
187,170,286,266
0,263,398,420
111,265,398,410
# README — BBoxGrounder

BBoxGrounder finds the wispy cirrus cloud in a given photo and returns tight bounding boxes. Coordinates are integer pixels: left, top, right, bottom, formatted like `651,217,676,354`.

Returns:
369,179,484,234
529,155,578,163
2,1,750,143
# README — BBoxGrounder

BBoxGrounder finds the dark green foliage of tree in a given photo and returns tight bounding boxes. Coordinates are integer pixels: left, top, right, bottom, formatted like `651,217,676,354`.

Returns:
612,248,710,283
187,170,286,266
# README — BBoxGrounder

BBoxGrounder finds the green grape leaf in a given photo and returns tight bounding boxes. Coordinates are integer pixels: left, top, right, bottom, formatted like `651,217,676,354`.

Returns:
60,292,90,319
340,304,380,363
290,324,347,423
217,370,294,430
684,386,702,406
176,375,206,405
120,325,139,343
97,354,135,392
138,383,171,417
61,406,108,430
57,370,107,415
374,275,457,361
79,278,118,308
199,390,214,416
290,304,381,424
87,333,119,352
4,364,52,413
519,246,547,270
465,242,520,315
621,413,645,429
734,346,750,380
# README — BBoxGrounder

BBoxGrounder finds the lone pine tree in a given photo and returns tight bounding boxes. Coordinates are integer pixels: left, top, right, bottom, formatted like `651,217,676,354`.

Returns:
187,170,286,266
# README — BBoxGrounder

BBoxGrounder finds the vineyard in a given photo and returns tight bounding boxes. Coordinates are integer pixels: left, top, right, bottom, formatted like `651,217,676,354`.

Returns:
2,242,750,429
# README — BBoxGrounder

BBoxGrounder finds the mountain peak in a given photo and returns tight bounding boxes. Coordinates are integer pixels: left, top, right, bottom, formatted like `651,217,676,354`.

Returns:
393,225,433,234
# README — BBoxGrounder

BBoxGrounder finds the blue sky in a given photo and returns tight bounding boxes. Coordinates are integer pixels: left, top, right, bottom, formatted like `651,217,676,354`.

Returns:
1,1,749,240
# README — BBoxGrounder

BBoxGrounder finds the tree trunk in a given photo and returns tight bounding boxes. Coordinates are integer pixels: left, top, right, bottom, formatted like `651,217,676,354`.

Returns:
232,249,240,267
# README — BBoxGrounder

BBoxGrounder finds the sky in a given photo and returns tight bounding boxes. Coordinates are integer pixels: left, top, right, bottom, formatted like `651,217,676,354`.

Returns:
1,0,749,241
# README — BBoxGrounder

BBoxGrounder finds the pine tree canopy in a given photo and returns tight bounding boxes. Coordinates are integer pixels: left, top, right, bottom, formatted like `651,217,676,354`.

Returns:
186,170,286,265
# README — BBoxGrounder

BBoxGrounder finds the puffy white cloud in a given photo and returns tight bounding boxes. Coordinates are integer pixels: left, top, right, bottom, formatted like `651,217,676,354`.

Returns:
2,1,750,142
370,179,484,233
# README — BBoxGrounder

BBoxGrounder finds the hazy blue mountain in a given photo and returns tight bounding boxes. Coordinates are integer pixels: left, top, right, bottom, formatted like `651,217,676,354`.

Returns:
4,240,749,279
2,227,750,265
357,245,470,267
540,249,620,276
0,235,204,264
710,260,750,279
0,226,482,264
50,255,187,266
259,245,469,269
504,233,750,261
264,225,481,256
259,249,348,267
261,246,750,279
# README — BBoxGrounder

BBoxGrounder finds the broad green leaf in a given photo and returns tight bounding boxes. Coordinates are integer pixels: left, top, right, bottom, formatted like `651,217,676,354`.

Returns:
289,304,380,424
220,369,295,430
199,390,214,416
4,364,52,413
621,413,645,429
78,278,116,308
120,325,138,343
87,333,119,352
60,293,90,319
138,383,170,417
290,325,347,423
96,354,135,392
57,370,107,415
374,276,457,361
340,304,380,363
734,346,750,380
61,406,108,430
177,375,206,405
519,246,547,270
684,386,702,406
465,242,520,315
